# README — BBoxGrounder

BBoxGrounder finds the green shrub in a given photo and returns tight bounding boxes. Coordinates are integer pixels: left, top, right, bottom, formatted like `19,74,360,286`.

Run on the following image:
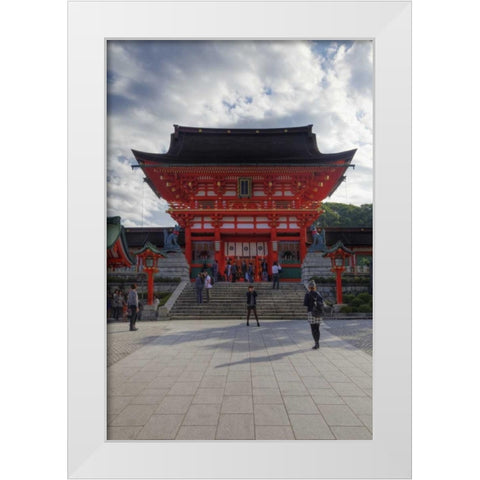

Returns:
358,304,372,313
337,292,373,313
357,292,372,303
350,297,364,308
342,294,355,304
158,293,172,306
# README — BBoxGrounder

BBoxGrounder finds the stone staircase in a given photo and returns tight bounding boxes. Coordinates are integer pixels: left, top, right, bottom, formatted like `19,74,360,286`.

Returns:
168,281,308,321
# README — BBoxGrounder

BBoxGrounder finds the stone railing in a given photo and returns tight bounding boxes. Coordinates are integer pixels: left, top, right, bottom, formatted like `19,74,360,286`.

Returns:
157,280,189,320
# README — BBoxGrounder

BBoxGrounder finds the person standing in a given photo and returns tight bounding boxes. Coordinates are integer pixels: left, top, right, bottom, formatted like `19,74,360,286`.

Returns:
272,262,281,289
261,258,267,274
241,260,247,281
127,284,139,331
153,295,160,320
212,260,218,283
303,280,324,349
261,259,268,281
226,261,232,282
204,271,213,303
248,262,254,283
195,272,204,304
246,285,260,326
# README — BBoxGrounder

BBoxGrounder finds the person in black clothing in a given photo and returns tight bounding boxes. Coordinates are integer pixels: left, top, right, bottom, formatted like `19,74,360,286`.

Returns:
303,280,324,349
241,260,247,281
212,260,218,283
246,285,260,326
247,263,254,283
195,273,204,304
127,284,139,331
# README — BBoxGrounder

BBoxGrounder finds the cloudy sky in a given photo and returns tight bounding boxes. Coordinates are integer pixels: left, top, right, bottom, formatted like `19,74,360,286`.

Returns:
107,40,373,227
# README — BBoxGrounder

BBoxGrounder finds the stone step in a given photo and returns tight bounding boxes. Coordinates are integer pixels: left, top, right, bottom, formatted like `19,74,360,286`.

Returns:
173,300,304,304
168,281,308,320
170,316,301,319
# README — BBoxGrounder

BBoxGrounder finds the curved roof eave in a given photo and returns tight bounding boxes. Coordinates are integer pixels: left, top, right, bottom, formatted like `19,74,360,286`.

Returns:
132,148,357,166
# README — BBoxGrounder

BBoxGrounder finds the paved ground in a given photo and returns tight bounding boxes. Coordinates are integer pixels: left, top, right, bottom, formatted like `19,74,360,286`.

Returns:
323,319,373,355
107,321,171,366
107,319,372,440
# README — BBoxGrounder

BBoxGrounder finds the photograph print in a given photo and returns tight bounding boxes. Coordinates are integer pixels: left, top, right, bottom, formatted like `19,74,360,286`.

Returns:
106,40,373,441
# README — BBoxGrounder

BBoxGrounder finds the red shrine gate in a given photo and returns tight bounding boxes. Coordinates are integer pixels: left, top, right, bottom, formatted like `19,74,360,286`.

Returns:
133,125,356,280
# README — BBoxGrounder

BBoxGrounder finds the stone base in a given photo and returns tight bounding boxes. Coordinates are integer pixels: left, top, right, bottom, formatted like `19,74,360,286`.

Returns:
301,252,332,285
156,252,190,281
139,304,158,321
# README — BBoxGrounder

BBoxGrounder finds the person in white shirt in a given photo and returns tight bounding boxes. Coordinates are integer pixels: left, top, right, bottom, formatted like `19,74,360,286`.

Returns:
272,262,281,289
204,271,213,303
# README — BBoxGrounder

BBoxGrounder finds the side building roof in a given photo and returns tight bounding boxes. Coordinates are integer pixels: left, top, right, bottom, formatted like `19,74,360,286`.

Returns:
322,227,372,248
125,227,186,249
107,217,135,266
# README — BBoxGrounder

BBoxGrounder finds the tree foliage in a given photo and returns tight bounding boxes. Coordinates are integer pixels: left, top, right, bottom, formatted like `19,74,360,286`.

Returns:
316,203,372,228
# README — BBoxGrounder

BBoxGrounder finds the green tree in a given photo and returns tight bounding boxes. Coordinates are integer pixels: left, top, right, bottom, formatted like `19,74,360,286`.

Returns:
317,202,372,227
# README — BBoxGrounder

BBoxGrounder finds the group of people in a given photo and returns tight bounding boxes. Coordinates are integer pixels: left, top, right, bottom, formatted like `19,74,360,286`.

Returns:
223,259,258,283
110,284,140,331
219,258,281,286
111,289,126,321
109,285,142,331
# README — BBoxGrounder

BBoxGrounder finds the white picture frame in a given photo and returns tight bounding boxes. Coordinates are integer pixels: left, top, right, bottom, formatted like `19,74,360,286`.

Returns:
68,1,411,478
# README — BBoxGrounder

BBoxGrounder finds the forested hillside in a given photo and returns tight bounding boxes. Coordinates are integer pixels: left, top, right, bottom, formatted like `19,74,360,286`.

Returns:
317,203,373,227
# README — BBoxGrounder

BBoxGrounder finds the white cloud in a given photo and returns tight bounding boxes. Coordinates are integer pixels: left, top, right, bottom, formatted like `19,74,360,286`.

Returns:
107,40,373,226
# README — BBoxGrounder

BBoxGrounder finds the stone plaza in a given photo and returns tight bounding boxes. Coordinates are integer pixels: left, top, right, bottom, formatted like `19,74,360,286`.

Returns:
107,319,372,440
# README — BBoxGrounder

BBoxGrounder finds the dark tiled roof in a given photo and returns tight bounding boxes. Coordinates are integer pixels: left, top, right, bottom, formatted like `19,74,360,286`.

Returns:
132,125,356,165
124,227,371,249
134,241,168,256
125,227,186,248
323,240,354,255
324,228,372,247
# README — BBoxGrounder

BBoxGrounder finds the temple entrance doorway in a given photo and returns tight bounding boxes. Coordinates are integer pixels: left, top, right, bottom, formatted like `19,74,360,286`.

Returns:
223,255,270,282
221,239,270,282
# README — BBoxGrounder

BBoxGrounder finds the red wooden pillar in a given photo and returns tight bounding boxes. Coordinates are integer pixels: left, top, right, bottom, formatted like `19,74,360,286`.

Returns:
146,270,155,305
135,245,165,305
184,225,192,265
299,226,307,263
270,226,278,264
255,256,261,282
335,269,344,304
324,242,353,305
